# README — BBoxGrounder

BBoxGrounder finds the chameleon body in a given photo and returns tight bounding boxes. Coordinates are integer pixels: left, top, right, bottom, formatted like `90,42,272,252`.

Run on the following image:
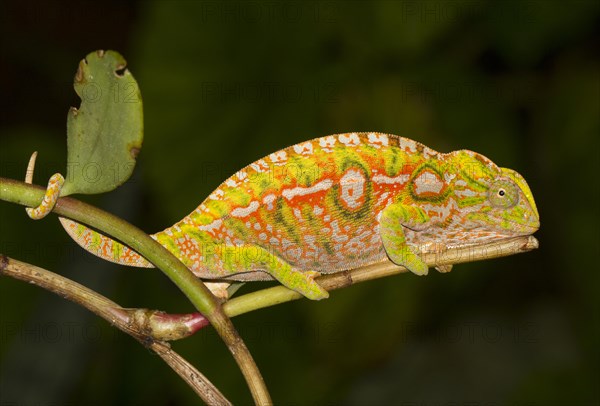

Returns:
33,133,539,300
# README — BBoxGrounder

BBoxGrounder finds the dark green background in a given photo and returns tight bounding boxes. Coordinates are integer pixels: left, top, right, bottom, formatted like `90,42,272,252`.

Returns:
1,1,598,405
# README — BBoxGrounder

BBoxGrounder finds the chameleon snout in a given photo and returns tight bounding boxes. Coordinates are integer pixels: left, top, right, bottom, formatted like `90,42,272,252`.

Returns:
526,212,540,233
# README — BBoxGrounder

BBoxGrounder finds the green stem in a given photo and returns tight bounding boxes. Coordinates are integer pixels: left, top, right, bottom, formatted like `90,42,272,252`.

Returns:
0,177,271,405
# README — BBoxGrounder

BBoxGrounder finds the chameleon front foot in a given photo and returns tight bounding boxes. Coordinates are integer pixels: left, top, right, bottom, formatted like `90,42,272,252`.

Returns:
386,247,429,276
380,203,430,276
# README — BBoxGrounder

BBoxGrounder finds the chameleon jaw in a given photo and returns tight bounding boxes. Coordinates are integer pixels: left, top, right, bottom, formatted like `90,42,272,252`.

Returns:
487,212,540,235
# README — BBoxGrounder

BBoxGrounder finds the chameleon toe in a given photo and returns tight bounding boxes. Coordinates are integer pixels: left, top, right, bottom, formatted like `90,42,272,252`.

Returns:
406,260,429,276
304,287,330,300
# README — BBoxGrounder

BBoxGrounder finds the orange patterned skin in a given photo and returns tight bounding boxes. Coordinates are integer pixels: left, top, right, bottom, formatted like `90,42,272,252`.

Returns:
56,132,539,299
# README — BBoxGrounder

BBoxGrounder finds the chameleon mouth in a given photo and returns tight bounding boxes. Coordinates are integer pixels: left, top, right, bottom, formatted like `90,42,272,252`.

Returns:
489,214,540,235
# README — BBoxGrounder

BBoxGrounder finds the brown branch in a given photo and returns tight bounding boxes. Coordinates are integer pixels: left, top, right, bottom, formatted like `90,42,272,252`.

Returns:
151,341,231,406
0,254,231,405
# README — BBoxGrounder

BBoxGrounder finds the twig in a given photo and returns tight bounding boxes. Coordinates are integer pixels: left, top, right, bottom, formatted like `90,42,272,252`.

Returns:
0,254,231,406
223,235,539,317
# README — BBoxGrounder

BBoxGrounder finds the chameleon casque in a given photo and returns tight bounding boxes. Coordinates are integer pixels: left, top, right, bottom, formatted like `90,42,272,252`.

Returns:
29,132,540,300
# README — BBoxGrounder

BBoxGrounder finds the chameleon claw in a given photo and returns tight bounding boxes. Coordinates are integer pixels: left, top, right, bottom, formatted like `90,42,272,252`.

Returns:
306,287,329,300
277,269,328,300
385,247,429,276
24,152,65,220
404,257,429,276
301,271,329,300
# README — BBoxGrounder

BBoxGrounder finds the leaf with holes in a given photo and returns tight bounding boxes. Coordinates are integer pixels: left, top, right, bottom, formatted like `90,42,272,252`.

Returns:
61,50,143,196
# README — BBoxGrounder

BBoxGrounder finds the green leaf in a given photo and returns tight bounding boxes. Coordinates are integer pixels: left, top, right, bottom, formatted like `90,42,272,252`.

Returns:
61,50,143,196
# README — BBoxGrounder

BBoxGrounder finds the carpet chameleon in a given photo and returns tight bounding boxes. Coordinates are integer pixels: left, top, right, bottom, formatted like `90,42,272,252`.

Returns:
27,132,540,300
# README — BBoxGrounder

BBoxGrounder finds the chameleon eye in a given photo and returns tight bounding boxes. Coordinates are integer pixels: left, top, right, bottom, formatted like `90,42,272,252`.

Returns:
489,180,518,208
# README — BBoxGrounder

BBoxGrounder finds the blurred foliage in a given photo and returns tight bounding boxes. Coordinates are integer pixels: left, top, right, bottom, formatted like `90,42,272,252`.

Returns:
1,1,598,405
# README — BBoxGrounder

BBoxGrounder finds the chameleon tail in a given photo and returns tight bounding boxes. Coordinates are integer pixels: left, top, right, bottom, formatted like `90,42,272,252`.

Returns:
59,218,154,268
24,155,153,269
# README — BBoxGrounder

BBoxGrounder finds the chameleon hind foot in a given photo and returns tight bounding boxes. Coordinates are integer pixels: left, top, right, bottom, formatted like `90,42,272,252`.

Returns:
24,152,65,220
234,245,329,300
285,270,329,300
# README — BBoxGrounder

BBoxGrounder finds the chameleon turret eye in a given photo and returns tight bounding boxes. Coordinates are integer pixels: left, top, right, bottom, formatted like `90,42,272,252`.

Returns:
489,180,518,208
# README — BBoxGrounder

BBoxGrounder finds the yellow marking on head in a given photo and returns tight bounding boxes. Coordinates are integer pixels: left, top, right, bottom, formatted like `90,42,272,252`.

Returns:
500,167,539,218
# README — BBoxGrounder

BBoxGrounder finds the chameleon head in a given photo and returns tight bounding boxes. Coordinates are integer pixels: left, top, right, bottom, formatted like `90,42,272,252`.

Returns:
463,164,540,236
444,150,540,238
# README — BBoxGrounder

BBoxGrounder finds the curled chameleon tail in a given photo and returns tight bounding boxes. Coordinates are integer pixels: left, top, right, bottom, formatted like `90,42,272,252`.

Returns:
24,153,65,220
24,152,152,268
